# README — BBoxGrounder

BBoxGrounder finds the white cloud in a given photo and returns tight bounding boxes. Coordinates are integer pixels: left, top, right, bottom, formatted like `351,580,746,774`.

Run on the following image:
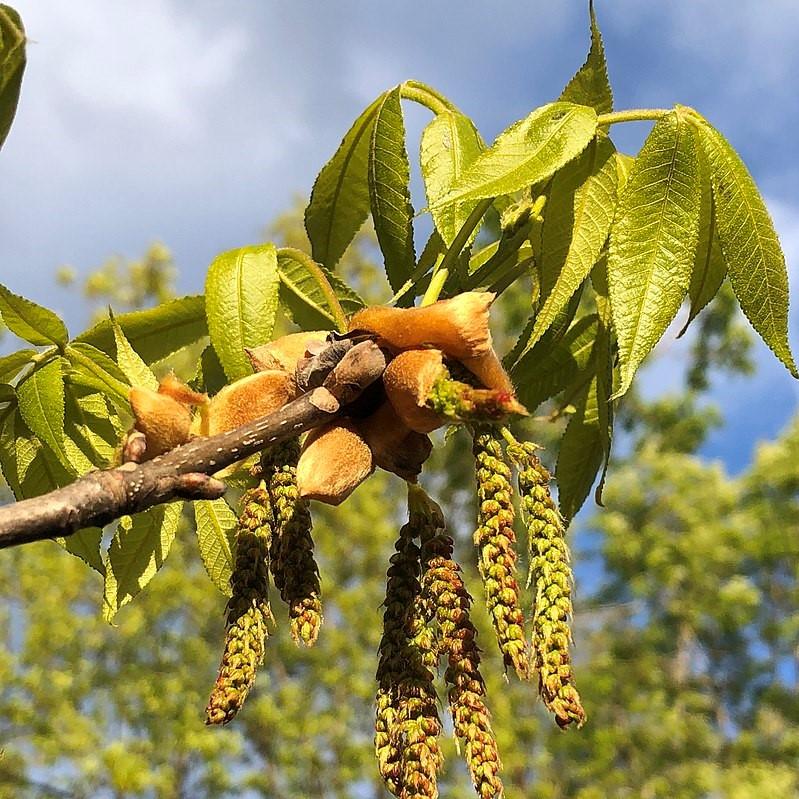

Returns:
15,0,248,131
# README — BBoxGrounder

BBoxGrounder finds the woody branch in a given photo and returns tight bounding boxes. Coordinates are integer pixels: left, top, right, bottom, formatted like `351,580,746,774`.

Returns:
0,340,388,550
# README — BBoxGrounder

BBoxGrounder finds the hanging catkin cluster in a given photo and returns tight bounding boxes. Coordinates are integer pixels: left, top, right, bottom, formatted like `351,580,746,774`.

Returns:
471,425,530,680
508,440,586,729
375,513,443,798
205,485,274,725
260,439,323,647
418,502,503,799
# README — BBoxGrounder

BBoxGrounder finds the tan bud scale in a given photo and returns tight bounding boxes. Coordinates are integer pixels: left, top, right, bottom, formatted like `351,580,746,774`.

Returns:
382,349,448,434
349,291,494,360
129,386,193,458
246,330,328,374
297,420,374,505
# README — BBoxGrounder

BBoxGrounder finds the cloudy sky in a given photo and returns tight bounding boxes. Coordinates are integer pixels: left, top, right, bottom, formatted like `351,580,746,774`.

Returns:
2,0,798,469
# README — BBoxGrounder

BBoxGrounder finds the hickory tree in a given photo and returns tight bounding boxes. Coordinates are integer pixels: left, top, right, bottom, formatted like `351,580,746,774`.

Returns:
0,4,794,797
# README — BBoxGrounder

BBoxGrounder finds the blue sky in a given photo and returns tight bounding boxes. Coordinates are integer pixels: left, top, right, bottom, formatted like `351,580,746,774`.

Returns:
1,0,798,471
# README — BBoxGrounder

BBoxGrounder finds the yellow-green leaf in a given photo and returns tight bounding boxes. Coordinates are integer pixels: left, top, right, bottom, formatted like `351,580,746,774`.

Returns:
305,91,387,269
205,243,281,381
608,111,701,396
103,502,183,622
0,283,68,347
194,498,237,597
0,347,35,383
421,109,485,245
277,247,363,333
531,136,618,349
695,118,797,377
16,357,72,472
111,315,157,390
432,102,597,210
0,4,26,149
559,0,613,117
65,342,131,410
369,86,415,292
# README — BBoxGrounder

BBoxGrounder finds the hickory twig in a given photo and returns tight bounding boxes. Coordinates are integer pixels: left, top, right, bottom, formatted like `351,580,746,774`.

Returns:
0,340,388,550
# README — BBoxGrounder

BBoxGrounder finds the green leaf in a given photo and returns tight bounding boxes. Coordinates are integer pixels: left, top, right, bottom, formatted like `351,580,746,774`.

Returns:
421,109,485,245
277,247,363,333
77,295,207,365
559,0,613,117
65,342,131,409
0,406,104,572
511,313,599,412
305,91,387,269
615,152,635,190
432,102,597,210
368,86,416,291
694,117,797,376
16,357,72,471
103,502,183,622
0,4,26,149
679,146,726,336
0,382,13,402
532,136,618,348
193,498,237,597
205,244,281,381
64,384,121,469
608,111,701,396
192,344,228,396
111,315,157,390
0,347,35,382
0,283,68,347
556,339,608,521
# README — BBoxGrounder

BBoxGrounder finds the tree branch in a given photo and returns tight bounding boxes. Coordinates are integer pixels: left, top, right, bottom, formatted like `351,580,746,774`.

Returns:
0,340,388,550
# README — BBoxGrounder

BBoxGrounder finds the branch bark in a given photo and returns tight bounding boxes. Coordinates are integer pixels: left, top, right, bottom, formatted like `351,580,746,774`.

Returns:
0,340,387,550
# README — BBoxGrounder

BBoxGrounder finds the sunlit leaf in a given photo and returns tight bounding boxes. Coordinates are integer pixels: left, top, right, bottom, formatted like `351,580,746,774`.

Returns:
16,357,72,471
608,111,701,396
194,498,237,597
277,247,363,332
0,347,35,383
103,502,183,622
531,136,617,349
77,295,207,365
421,109,485,245
305,91,387,269
65,342,131,410
694,116,797,376
205,244,281,381
111,314,157,390
368,86,415,291
0,283,68,347
559,0,613,117
432,102,597,209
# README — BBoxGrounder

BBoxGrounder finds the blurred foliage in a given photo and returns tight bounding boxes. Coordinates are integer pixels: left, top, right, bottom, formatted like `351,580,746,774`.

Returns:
0,209,797,798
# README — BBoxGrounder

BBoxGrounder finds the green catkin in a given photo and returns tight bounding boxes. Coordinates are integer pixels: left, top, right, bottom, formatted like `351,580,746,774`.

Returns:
508,440,586,729
471,425,530,680
261,440,323,647
418,507,503,799
375,516,443,799
205,486,274,725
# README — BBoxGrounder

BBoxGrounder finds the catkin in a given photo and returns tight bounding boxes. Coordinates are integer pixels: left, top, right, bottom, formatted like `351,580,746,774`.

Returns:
375,520,443,799
508,440,585,729
419,515,503,799
471,426,530,680
205,486,274,725
261,440,323,647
